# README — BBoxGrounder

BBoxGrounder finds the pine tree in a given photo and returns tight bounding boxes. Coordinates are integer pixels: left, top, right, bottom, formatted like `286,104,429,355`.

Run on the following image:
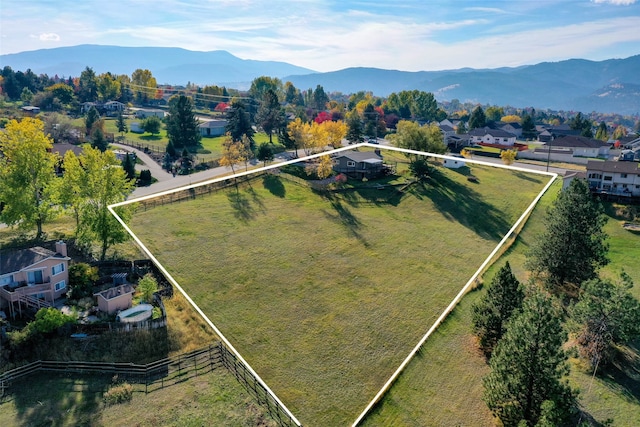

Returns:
346,111,364,144
572,272,640,368
122,153,136,181
116,110,128,138
483,289,575,427
225,100,255,146
472,262,524,357
527,178,608,289
166,95,201,150
521,114,536,140
469,106,487,129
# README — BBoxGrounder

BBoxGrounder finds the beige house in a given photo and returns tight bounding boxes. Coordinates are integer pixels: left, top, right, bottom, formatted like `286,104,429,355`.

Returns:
0,241,70,318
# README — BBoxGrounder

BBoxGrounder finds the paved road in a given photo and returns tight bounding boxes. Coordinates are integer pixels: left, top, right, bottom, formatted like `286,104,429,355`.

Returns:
113,141,571,200
111,143,295,199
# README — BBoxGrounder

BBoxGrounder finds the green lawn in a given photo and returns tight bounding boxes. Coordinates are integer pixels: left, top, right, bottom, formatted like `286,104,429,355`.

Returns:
127,157,548,426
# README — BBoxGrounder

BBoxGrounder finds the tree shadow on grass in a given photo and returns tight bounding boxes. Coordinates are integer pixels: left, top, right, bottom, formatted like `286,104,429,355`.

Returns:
3,372,108,427
227,190,257,223
262,175,286,198
513,170,545,184
598,340,640,404
321,197,369,247
409,168,511,241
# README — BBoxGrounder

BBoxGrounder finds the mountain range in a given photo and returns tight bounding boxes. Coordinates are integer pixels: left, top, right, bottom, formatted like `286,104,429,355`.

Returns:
1,45,639,115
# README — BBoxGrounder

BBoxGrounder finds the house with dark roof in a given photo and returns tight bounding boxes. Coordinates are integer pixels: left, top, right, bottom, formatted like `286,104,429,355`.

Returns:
547,135,610,158
499,122,522,138
468,127,517,146
585,160,640,196
0,241,70,318
537,124,581,143
333,150,384,179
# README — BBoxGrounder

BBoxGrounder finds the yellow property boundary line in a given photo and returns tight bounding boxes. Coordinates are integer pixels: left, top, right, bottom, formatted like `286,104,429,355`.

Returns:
109,143,557,426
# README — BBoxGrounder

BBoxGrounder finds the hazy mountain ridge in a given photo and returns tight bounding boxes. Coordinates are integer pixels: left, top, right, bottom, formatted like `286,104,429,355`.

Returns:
0,44,315,85
1,45,639,114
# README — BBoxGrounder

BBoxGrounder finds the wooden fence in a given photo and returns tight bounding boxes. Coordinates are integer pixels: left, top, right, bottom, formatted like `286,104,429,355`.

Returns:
0,342,298,427
135,173,262,210
219,344,299,427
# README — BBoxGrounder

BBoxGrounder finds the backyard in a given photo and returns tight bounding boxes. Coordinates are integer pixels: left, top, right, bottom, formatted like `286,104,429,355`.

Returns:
126,157,549,426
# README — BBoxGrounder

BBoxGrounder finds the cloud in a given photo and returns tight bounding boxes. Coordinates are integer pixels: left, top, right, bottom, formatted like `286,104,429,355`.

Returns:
39,33,61,41
593,0,636,5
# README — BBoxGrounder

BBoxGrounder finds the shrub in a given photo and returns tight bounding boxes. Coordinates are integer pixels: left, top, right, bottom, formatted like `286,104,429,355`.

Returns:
137,274,158,303
31,307,76,335
103,382,133,406
68,263,99,299
138,169,152,186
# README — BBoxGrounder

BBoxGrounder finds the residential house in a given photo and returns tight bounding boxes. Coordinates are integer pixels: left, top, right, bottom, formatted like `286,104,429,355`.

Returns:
537,124,580,142
499,122,522,138
333,150,384,179
468,127,517,146
104,101,125,114
81,102,99,114
547,135,610,158
438,123,456,146
585,160,640,196
199,119,228,137
0,241,71,318
446,134,471,150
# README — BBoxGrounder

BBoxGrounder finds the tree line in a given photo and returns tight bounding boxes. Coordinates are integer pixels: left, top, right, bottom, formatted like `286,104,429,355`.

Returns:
0,118,133,260
472,179,640,426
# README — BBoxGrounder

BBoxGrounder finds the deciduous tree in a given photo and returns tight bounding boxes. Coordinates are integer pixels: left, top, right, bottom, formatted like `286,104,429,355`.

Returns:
500,149,518,165
527,178,608,289
0,118,59,239
472,262,524,357
483,289,575,427
142,115,162,135
77,147,134,260
257,142,274,166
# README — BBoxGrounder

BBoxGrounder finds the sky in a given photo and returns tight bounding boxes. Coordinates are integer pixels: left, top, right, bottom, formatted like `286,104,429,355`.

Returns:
1,0,640,73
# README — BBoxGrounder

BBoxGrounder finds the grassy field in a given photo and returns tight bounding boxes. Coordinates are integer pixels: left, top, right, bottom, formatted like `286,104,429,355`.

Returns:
0,369,276,427
100,117,276,161
126,157,548,426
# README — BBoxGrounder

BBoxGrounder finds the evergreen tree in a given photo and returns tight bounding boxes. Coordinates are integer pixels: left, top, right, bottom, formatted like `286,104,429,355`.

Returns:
483,289,575,427
166,140,177,158
469,106,487,129
225,101,255,146
116,110,128,138
521,114,536,140
527,178,608,289
572,272,640,368
122,153,136,181
91,127,109,152
312,84,329,111
166,95,201,150
85,106,100,135
456,121,467,135
346,111,364,144
256,89,284,143
472,262,524,357
595,121,608,141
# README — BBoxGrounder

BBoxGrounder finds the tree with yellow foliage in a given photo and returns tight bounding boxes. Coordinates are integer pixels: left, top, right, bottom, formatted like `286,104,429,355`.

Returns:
501,115,522,124
500,149,518,165
0,118,59,239
321,120,347,148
